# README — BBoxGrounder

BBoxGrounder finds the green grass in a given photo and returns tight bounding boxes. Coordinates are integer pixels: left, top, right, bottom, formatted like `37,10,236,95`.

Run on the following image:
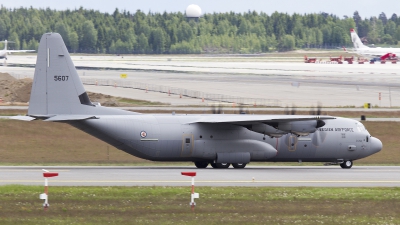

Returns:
1,185,400,224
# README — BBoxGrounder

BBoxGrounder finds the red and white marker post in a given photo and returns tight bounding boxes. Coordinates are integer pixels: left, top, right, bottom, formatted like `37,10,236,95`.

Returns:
181,172,199,211
40,169,59,210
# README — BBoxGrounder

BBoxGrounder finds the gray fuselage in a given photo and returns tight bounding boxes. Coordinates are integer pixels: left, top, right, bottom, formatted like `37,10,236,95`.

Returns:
69,114,381,163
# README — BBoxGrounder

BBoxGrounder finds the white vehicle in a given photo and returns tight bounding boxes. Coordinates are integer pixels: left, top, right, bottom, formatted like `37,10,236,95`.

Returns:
0,40,35,60
349,28,400,58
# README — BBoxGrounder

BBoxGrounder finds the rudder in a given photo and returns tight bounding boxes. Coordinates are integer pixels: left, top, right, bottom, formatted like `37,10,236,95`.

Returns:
350,28,368,49
28,33,93,116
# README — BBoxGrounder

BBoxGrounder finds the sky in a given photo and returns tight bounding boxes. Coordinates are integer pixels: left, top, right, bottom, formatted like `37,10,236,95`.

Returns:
1,0,398,18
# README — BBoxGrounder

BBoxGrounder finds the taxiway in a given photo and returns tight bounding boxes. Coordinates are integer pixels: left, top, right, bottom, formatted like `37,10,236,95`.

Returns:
2,55,400,107
1,166,400,187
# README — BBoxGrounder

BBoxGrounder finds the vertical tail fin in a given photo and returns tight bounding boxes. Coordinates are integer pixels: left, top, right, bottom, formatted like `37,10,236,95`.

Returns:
350,29,368,49
28,33,94,116
28,33,134,117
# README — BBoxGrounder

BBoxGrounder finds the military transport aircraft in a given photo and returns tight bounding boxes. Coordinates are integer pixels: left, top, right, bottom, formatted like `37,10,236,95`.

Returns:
12,33,382,169
0,40,35,60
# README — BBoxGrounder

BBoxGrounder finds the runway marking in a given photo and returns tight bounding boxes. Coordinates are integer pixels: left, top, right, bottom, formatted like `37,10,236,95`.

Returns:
356,170,400,172
1,180,400,183
0,170,70,172
1,169,398,172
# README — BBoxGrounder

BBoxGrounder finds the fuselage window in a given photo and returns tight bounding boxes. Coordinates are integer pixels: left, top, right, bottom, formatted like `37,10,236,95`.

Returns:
366,135,369,142
186,138,190,144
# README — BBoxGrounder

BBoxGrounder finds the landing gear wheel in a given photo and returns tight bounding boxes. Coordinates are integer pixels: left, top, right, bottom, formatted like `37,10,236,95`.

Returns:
216,163,230,168
232,163,247,168
340,160,353,169
210,162,217,168
194,161,209,168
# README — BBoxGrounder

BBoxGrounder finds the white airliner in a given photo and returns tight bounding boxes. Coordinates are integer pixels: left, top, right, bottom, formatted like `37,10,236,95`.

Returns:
0,40,35,60
349,29,400,59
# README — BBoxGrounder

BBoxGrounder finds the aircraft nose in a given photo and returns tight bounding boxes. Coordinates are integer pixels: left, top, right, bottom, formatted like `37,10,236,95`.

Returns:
370,137,382,155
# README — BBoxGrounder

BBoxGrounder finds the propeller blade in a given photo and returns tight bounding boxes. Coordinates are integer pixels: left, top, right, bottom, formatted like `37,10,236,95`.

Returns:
218,104,222,114
238,104,246,114
211,104,223,114
284,106,289,115
309,102,323,115
291,104,296,115
309,106,315,115
316,102,322,115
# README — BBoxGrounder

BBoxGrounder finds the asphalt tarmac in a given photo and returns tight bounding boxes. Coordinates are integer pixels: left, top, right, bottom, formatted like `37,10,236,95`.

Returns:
1,166,400,187
2,55,400,107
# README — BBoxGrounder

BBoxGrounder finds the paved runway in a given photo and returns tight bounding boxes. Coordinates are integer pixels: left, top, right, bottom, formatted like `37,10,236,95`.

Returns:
2,55,400,106
1,166,400,187
2,105,400,112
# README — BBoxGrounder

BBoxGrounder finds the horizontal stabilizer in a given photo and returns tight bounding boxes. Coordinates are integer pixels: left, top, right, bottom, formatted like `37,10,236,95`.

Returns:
44,115,99,122
9,116,36,121
7,50,36,53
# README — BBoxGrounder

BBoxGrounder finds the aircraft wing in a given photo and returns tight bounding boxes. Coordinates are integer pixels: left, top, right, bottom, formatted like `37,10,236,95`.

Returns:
187,115,335,125
7,50,36,53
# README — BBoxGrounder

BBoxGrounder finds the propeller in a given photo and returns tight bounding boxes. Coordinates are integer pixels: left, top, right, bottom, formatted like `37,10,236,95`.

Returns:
284,102,325,116
211,104,223,114
309,102,326,128
284,104,297,115
211,104,251,114
237,104,250,114
309,102,322,115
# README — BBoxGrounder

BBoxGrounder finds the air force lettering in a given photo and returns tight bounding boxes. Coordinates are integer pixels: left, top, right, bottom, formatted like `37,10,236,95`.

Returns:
318,128,354,132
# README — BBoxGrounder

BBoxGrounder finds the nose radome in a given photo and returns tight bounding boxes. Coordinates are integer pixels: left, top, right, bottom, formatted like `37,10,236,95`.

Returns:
370,137,382,154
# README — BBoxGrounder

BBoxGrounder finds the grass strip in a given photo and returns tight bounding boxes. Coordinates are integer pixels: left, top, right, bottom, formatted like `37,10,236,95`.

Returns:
0,185,400,224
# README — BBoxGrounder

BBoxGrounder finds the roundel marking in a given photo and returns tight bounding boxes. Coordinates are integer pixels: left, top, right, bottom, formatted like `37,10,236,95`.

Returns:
140,131,147,138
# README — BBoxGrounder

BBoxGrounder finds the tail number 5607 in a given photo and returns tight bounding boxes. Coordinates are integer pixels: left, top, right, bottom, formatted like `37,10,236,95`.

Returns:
54,76,69,81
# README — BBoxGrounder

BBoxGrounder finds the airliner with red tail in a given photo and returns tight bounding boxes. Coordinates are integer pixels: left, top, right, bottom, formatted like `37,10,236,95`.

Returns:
349,28,400,59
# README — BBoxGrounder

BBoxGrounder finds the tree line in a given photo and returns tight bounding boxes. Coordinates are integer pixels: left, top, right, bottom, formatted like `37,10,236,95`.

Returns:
0,7,399,54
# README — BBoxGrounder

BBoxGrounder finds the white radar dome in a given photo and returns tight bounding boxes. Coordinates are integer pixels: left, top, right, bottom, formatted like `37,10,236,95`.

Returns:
185,4,201,18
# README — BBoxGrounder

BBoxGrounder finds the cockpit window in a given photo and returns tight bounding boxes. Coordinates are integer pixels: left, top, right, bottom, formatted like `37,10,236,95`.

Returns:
366,135,369,142
357,123,366,132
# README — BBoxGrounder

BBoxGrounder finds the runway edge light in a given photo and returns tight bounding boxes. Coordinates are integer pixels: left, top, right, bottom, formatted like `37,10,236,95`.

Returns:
40,169,59,210
181,172,199,211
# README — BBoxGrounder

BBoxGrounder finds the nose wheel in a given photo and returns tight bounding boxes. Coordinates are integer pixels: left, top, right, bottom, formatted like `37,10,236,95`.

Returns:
340,160,353,169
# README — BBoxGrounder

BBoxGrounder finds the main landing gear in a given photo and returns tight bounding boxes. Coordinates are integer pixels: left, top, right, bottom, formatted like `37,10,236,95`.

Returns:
210,162,230,168
232,163,246,168
194,161,208,168
194,161,247,169
340,160,353,169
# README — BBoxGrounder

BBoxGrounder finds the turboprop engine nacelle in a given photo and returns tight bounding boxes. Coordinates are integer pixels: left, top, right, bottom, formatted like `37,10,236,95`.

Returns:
247,124,287,138
277,120,325,136
248,120,326,137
